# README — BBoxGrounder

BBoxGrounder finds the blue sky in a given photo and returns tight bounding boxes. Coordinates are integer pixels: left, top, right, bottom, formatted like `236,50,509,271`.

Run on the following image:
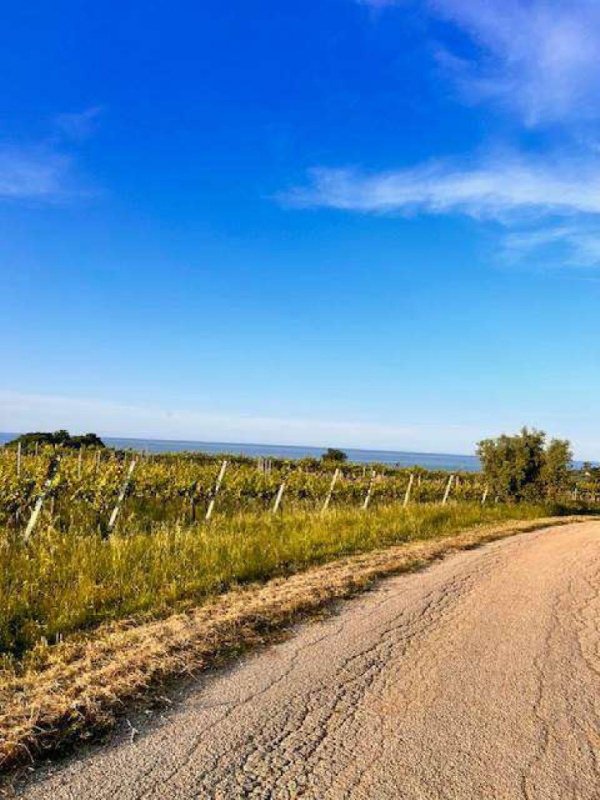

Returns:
1,0,600,457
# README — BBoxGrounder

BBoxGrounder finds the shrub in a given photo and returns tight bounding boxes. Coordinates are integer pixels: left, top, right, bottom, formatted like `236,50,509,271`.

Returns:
5,430,105,451
321,448,348,464
477,427,572,501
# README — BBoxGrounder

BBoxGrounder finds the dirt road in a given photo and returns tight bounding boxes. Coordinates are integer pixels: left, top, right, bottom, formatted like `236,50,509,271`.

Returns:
18,521,600,799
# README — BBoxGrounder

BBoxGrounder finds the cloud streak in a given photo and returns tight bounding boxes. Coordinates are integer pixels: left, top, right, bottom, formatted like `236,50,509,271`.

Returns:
434,0,600,126
502,224,600,269
363,0,600,126
54,106,104,141
0,389,482,452
0,108,104,203
2,389,598,458
0,147,76,201
293,2,600,266
285,151,600,266
286,155,600,220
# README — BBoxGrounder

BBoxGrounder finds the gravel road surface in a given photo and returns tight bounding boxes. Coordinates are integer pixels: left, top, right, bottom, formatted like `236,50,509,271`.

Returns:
18,521,600,799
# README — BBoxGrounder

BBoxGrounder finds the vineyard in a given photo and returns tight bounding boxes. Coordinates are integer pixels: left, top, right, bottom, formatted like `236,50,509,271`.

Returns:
0,446,495,535
0,444,595,659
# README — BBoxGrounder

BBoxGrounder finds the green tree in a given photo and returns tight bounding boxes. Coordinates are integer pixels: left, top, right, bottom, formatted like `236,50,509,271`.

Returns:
477,427,572,502
6,430,105,451
541,438,573,498
322,447,348,464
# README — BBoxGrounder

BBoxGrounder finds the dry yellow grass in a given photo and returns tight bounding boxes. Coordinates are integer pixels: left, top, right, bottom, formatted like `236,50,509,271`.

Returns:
0,514,589,777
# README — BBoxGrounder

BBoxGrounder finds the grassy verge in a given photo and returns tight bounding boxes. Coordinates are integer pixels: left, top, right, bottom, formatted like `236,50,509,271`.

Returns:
1,502,562,658
0,504,591,774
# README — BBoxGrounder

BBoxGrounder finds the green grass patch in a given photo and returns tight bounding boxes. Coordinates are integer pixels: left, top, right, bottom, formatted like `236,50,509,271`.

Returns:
0,502,565,659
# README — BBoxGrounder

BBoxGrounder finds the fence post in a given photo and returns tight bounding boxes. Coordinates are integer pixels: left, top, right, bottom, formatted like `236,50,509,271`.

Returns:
205,459,228,521
481,485,489,505
107,460,137,534
272,482,286,513
188,480,199,523
362,470,375,510
321,468,340,514
442,474,454,505
403,473,414,507
77,448,83,479
23,455,61,542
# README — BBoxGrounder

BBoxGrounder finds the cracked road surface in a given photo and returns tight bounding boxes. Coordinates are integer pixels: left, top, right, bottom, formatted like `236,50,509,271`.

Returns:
18,521,600,799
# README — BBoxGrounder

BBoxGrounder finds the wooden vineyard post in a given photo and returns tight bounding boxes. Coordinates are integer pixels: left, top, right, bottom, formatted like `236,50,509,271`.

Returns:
403,473,414,507
272,482,286,513
16,442,21,477
23,455,61,542
442,474,454,505
481,485,489,505
205,460,228,521
321,468,340,514
107,460,137,534
189,481,198,523
362,470,376,510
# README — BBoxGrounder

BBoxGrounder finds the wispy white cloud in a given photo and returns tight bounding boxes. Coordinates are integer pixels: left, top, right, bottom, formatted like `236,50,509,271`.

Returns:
298,2,600,265
0,146,75,201
2,389,598,458
0,108,103,202
285,155,600,220
361,0,600,126
285,151,600,266
431,0,600,126
54,106,104,141
0,389,482,453
503,224,600,269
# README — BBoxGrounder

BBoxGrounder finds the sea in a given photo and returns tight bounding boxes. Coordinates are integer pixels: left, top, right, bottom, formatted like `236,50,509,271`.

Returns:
0,432,480,472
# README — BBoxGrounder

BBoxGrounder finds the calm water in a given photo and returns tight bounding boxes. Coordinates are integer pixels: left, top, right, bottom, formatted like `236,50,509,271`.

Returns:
0,432,480,471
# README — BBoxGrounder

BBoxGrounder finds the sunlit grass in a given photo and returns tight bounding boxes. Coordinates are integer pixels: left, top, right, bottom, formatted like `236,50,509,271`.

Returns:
0,502,555,658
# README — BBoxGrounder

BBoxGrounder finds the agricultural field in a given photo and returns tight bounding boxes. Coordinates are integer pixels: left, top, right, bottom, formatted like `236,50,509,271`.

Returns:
1,446,491,535
0,444,594,662
0,443,596,775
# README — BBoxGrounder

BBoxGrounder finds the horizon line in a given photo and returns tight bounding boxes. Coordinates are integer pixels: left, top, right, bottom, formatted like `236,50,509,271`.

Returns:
0,431,477,460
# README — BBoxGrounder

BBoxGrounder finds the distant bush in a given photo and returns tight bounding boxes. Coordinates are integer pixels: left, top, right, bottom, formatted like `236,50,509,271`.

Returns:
6,430,105,451
321,447,348,464
477,427,572,501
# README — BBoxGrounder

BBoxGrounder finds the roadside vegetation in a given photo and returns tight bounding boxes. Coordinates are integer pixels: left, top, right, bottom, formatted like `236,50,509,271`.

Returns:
0,513,588,774
0,501,559,660
1,425,595,661
0,427,597,773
